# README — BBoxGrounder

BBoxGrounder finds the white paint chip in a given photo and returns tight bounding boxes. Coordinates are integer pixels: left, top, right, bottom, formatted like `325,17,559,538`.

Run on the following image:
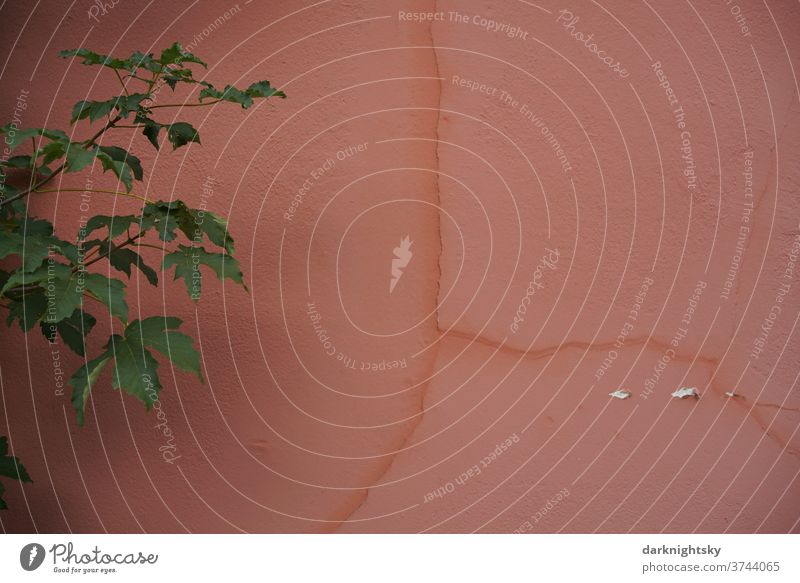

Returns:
671,387,699,399
609,389,631,400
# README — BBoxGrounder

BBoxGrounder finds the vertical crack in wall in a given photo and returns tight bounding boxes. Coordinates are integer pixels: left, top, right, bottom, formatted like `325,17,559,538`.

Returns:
328,0,446,532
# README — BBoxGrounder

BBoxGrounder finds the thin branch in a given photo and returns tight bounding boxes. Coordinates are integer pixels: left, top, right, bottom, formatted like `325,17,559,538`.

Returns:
83,232,144,269
133,242,166,252
114,69,130,97
149,99,220,109
81,243,102,263
82,114,123,146
34,187,151,204
147,69,161,93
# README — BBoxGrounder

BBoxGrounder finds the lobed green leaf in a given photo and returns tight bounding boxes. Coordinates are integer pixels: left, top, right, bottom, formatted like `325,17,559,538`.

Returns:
163,244,245,302
68,317,201,425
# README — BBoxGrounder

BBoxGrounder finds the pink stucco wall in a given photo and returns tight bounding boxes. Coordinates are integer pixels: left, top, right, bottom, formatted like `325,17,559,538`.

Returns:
1,0,798,533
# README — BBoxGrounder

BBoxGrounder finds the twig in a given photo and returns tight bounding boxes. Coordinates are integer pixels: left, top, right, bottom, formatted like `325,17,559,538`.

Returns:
149,99,221,109
133,242,166,251
114,69,129,97
34,187,152,204
83,232,144,269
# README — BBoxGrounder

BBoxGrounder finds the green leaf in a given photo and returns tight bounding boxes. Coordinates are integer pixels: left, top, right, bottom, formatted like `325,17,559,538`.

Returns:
166,122,200,150
40,308,96,356
101,158,132,191
0,126,138,186
0,231,52,272
36,165,54,177
0,436,32,483
198,84,222,101
162,67,196,90
68,316,201,425
39,128,71,142
3,263,80,323
116,93,148,118
2,264,127,324
0,218,77,272
5,292,47,332
94,146,141,191
54,239,81,265
97,146,143,181
38,141,66,166
141,201,187,242
246,80,286,99
141,200,230,250
71,94,148,124
142,121,161,150
84,272,128,323
163,244,245,301
198,83,250,107
108,247,158,285
126,51,161,73
69,351,112,426
0,185,22,220
145,215,180,242
107,333,161,410
0,433,32,506
70,99,114,123
64,144,97,173
0,125,42,150
2,155,32,169
126,316,201,379
199,80,285,108
162,245,200,301
59,48,129,70
158,42,206,67
157,44,182,65
84,214,139,239
23,217,56,236
222,85,252,108
192,209,234,254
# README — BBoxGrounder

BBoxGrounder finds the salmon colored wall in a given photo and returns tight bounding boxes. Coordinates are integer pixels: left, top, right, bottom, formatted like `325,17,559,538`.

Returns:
1,0,798,533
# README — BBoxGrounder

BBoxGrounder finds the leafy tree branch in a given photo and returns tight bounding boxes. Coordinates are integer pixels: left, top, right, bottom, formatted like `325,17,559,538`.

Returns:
0,42,286,507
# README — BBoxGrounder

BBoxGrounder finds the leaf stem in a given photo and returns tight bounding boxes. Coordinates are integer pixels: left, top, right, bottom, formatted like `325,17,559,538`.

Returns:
81,244,102,262
149,99,220,109
114,69,130,97
133,242,166,251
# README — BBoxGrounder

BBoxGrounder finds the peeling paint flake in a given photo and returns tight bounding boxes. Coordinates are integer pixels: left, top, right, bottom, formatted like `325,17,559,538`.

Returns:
609,389,631,400
671,387,700,399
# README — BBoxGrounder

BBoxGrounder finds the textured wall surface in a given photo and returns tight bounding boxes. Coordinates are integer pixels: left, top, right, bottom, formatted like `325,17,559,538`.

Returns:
1,0,799,533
